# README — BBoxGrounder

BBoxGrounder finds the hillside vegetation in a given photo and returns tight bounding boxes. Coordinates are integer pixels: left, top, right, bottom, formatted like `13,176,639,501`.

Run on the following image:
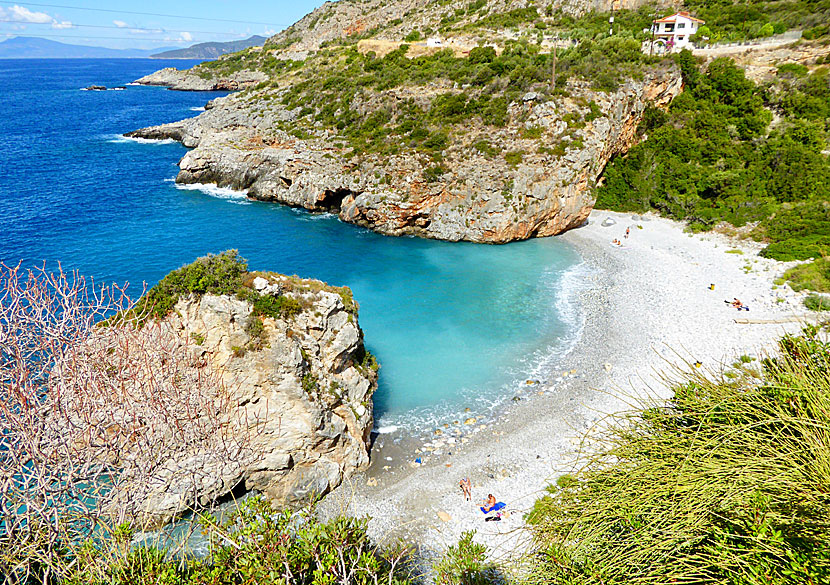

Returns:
596,50,829,277
527,325,830,585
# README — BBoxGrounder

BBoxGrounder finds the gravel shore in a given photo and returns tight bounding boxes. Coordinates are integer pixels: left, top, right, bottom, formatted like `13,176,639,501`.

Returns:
317,209,812,572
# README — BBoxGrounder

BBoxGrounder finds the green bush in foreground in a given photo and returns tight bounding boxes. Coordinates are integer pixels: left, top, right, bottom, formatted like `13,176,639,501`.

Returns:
64,497,413,585
142,250,248,320
434,531,496,585
526,326,830,585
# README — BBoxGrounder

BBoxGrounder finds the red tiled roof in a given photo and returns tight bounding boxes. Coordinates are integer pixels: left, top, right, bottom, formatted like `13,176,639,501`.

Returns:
653,11,705,24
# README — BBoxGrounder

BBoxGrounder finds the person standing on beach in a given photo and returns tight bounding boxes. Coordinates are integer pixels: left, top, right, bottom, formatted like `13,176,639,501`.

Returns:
625,227,630,239
459,477,472,501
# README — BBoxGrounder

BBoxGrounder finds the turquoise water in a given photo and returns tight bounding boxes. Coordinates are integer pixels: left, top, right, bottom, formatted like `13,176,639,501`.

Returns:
0,59,583,429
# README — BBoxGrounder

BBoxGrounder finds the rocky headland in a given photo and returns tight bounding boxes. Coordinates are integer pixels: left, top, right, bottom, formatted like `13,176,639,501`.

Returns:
126,0,690,243
130,63,681,243
133,66,269,91
54,256,377,528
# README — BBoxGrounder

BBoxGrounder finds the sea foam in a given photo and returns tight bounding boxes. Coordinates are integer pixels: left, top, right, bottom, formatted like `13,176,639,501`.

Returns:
174,182,251,204
106,134,176,145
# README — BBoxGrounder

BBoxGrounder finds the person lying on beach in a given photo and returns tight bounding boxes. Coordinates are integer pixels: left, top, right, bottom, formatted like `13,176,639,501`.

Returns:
459,477,472,501
725,298,750,311
482,494,497,512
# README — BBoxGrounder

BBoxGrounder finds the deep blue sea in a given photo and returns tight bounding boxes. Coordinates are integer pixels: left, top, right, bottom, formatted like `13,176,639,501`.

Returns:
0,59,584,431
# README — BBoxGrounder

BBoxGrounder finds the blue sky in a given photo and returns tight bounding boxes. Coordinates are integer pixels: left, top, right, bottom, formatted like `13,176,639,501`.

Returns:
0,0,327,48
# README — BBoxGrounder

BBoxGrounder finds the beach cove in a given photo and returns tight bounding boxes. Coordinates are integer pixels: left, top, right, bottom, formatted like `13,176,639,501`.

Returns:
317,208,814,566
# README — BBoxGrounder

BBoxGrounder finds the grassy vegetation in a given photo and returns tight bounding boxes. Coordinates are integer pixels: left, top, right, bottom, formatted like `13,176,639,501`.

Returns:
271,37,662,159
60,497,412,585
109,251,361,338
783,256,830,292
140,250,249,321
596,52,830,265
805,293,830,310
527,326,830,584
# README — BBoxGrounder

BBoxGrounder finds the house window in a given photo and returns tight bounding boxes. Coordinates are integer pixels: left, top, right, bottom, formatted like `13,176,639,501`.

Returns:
665,24,674,32
678,36,684,40
678,23,685,28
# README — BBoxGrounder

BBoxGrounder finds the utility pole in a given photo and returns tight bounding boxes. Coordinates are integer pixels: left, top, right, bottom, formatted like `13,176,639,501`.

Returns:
550,34,557,92
649,12,656,56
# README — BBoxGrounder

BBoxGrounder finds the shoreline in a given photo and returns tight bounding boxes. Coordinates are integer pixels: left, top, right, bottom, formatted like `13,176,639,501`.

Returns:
316,209,812,566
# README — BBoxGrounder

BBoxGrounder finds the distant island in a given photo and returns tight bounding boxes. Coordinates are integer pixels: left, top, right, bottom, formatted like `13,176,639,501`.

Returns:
0,35,266,60
151,35,268,59
0,36,175,59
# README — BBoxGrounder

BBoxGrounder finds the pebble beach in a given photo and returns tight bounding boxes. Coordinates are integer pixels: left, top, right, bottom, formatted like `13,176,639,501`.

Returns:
317,209,815,570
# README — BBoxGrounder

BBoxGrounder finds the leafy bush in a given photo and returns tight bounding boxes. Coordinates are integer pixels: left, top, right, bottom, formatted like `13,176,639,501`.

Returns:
597,56,829,255
782,257,830,292
434,531,495,585
142,250,248,320
504,150,524,167
65,497,413,584
252,293,303,320
527,327,830,585
804,293,830,311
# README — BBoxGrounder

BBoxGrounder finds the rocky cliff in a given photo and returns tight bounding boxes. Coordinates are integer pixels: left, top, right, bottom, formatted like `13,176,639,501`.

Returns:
129,64,681,243
158,275,376,519
129,0,683,243
134,65,268,91
54,258,377,529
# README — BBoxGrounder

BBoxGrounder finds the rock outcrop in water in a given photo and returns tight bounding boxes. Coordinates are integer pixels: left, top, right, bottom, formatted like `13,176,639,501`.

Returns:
133,66,268,91
151,276,375,524
61,263,377,529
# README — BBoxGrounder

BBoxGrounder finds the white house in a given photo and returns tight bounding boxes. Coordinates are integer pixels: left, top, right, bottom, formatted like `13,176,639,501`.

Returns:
426,37,443,48
651,11,705,51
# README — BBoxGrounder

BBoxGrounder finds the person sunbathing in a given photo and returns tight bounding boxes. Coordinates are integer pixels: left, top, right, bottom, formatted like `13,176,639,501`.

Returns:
482,494,497,512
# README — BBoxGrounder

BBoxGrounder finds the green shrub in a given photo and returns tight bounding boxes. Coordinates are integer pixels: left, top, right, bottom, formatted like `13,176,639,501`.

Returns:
65,497,413,584
504,150,524,167
142,250,247,321
597,56,829,250
527,327,830,585
473,139,497,156
434,531,495,585
252,293,303,320
782,257,830,292
424,165,447,182
804,293,830,311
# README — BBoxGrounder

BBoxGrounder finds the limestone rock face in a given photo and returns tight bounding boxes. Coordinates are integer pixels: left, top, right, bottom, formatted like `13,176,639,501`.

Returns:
133,275,375,527
134,67,267,91
128,65,682,243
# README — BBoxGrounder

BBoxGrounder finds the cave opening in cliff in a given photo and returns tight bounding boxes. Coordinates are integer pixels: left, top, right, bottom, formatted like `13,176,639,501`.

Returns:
319,188,356,212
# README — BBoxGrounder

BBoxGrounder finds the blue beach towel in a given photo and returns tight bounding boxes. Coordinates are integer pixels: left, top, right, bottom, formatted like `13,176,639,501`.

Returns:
480,502,506,514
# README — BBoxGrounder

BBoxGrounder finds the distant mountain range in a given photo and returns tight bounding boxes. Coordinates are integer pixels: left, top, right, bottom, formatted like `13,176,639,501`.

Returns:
151,35,268,59
0,37,177,59
0,35,267,59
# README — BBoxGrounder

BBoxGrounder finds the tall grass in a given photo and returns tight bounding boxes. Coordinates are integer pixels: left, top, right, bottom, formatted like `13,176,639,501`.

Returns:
526,325,830,585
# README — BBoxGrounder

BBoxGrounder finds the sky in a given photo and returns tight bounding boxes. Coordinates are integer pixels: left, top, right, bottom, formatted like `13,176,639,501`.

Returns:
0,0,328,49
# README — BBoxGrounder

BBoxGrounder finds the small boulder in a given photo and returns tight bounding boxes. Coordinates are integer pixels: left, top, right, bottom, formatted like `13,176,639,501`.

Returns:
601,217,617,227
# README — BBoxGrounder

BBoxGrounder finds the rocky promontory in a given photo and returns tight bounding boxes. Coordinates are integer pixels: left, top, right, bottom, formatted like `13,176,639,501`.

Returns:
134,66,268,91
129,65,681,243
128,0,687,243
53,253,377,528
